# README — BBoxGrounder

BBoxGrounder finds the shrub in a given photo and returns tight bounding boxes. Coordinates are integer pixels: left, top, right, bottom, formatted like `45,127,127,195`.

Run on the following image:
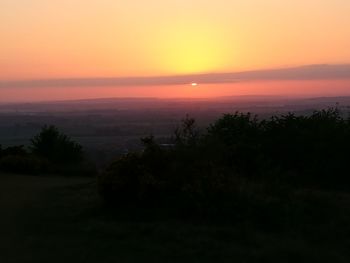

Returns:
0,154,49,175
0,126,95,176
30,125,83,164
1,145,28,156
261,109,350,188
99,108,350,213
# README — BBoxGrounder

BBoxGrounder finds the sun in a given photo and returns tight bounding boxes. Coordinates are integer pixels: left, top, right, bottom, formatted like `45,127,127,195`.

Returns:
191,83,198,87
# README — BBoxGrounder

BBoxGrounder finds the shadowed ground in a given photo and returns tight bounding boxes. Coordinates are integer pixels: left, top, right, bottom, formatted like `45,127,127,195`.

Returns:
0,173,349,263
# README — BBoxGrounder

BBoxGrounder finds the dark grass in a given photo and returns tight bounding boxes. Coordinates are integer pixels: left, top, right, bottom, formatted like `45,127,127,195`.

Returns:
1,173,350,263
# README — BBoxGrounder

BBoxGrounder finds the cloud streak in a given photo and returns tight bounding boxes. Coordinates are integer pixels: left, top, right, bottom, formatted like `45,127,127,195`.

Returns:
1,64,350,89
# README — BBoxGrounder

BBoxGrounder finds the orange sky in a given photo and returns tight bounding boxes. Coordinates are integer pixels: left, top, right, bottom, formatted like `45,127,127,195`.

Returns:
1,0,350,80
1,80,350,103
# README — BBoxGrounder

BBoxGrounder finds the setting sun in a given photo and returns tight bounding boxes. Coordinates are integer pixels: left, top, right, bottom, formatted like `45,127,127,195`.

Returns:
1,2,350,260
1,0,350,100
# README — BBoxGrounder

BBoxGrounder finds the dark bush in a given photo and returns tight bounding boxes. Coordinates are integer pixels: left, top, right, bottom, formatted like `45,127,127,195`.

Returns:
99,108,350,213
205,112,263,177
1,145,28,157
261,109,350,188
99,117,243,210
0,154,49,174
0,126,96,176
30,125,83,164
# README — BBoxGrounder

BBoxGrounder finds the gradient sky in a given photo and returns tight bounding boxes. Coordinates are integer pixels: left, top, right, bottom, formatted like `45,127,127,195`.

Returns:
1,0,350,81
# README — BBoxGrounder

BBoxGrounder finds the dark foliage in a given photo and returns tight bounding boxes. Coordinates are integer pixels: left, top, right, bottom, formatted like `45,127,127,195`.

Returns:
0,155,49,174
0,126,96,176
0,145,28,157
30,125,83,163
261,109,350,188
99,108,350,215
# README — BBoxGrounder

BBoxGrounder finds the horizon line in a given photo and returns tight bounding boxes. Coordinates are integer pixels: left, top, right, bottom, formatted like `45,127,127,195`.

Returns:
1,64,350,89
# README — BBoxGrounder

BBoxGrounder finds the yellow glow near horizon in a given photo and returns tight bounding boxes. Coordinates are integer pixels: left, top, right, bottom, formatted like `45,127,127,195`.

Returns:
153,21,232,74
1,1,350,80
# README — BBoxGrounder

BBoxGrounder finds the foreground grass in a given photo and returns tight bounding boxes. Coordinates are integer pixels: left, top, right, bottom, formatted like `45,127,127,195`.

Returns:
0,173,350,263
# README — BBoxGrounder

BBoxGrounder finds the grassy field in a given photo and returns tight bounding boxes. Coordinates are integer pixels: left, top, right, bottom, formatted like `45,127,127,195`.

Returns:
1,173,350,263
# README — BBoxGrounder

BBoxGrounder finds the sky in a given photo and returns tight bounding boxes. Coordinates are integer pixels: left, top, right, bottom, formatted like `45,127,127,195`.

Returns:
1,1,350,101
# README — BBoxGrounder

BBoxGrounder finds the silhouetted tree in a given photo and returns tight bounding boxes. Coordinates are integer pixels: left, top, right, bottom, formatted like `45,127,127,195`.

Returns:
30,125,83,163
174,115,199,146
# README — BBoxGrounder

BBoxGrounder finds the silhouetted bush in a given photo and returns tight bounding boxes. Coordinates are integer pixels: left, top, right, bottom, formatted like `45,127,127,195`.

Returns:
0,145,47,174
0,154,49,174
29,125,96,176
0,126,96,176
99,108,350,214
0,145,28,157
261,109,350,188
99,116,242,210
30,125,83,164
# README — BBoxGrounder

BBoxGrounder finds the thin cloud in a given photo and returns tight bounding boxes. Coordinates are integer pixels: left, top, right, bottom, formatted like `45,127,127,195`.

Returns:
1,64,350,89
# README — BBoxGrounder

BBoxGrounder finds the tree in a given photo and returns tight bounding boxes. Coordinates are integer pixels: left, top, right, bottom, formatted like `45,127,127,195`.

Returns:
174,115,199,146
30,125,83,163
